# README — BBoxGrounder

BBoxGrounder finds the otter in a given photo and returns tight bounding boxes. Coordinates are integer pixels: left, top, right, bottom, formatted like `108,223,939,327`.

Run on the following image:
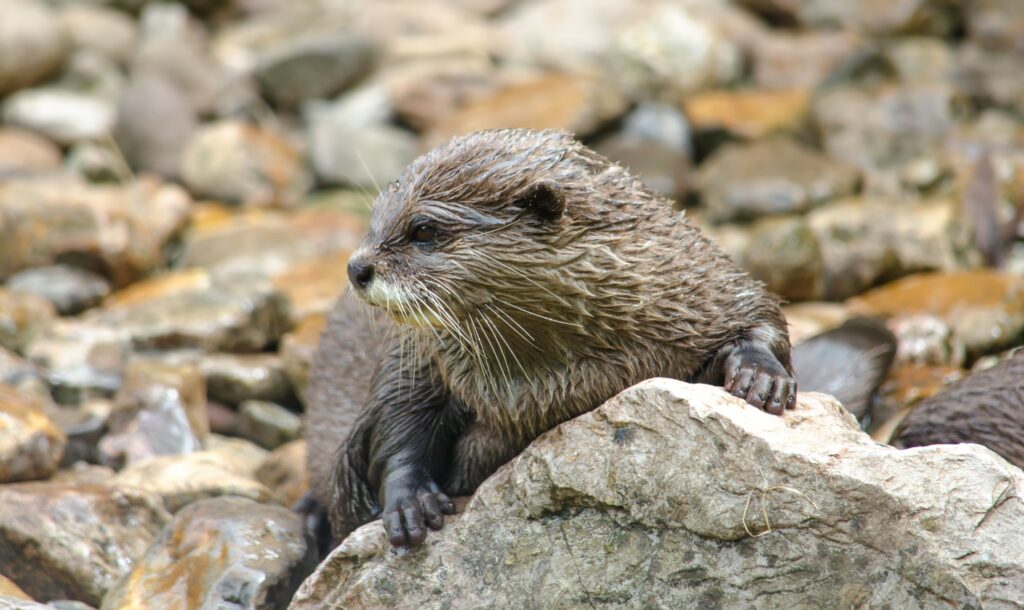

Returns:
892,349,1024,469
307,129,797,549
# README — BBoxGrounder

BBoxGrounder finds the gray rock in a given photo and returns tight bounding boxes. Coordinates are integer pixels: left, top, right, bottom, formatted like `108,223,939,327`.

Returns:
698,138,860,223
236,400,302,450
595,135,689,203
58,4,137,66
737,0,960,36
6,265,111,316
1,88,115,146
102,497,316,610
750,30,865,90
202,353,294,407
253,34,376,109
964,0,1024,52
742,216,824,302
181,121,312,208
64,141,129,184
0,384,65,483
114,74,197,180
0,596,49,610
0,482,169,607
0,0,69,96
47,399,112,467
292,380,1024,608
25,320,127,404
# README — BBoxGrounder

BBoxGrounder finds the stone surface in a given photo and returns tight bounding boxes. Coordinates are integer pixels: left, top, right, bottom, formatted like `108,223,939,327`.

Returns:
292,380,1024,608
114,74,197,180
201,352,294,407
180,121,312,208
782,302,852,346
253,34,376,109
0,129,61,179
25,320,126,404
0,176,191,287
278,313,325,406
236,400,302,450
0,0,69,96
0,290,56,353
0,384,65,483
698,138,860,223
48,399,112,467
58,4,137,66
737,0,960,36
750,30,864,90
683,89,811,141
0,482,169,607
256,439,307,507
6,265,110,316
741,216,824,301
101,497,316,610
2,88,115,147
0,577,30,602
111,451,275,513
272,251,351,324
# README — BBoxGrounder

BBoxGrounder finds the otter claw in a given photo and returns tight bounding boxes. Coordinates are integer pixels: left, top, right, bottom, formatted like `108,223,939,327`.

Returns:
381,472,454,548
723,345,796,416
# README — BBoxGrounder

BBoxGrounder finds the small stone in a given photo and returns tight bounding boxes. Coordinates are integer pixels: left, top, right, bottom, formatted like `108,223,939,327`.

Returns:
58,4,137,66
0,482,169,607
101,496,316,610
0,0,69,96
0,347,36,386
65,141,130,184
0,289,56,353
114,74,197,180
25,320,126,404
888,314,967,367
181,121,312,208
886,37,954,84
0,384,65,483
386,60,501,133
307,115,419,190
2,88,115,146
256,439,308,507
750,30,865,90
279,313,326,406
236,400,302,450
964,0,1024,52
956,44,1024,115
47,399,112,467
204,434,270,476
0,129,61,179
698,138,860,223
49,461,116,486
201,353,295,407
595,135,690,203
111,451,275,513
0,596,50,610
741,216,824,302
206,401,237,436
684,89,811,141
117,359,209,443
7,265,111,316
253,34,376,109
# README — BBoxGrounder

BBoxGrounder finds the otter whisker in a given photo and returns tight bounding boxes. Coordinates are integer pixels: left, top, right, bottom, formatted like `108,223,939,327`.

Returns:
500,299,585,330
485,302,535,346
473,250,570,305
481,311,528,381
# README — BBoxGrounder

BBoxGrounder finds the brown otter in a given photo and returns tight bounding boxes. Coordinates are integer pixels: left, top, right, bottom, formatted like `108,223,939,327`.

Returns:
307,128,796,549
892,349,1024,469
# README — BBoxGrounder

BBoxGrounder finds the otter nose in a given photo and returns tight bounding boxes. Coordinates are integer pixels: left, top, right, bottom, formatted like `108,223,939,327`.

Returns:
347,258,375,290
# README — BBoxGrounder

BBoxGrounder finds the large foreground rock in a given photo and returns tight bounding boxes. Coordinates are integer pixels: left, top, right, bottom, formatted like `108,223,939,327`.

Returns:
291,379,1024,609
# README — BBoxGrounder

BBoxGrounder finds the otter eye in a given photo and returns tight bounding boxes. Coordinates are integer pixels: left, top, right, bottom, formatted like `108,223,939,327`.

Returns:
410,223,436,244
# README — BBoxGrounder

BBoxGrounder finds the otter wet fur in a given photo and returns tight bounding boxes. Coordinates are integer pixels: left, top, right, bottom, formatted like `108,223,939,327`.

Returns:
310,128,796,550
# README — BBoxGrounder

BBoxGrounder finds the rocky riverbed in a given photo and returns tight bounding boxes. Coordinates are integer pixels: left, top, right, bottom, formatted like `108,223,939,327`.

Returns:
0,0,1023,608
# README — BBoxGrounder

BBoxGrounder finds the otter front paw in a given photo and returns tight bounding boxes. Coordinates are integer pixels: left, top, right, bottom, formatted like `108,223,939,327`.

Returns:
381,469,456,548
723,345,797,416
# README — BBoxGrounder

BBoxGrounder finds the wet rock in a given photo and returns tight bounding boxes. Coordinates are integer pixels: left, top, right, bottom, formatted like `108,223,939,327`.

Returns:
0,384,65,483
813,84,954,193
25,321,126,404
117,359,209,442
2,88,115,147
849,270,1024,359
0,482,169,607
256,439,307,507
0,347,36,386
0,290,56,353
279,313,326,406
64,141,129,184
741,216,824,302
0,176,191,287
96,270,291,353
0,597,50,610
698,138,860,223
253,34,376,109
889,313,967,367
426,73,627,147
102,497,316,610
272,251,351,324
204,434,270,476
6,265,111,316
111,451,275,512
114,74,197,180
684,89,811,141
181,121,312,208
750,30,865,90
236,400,302,450
201,353,294,407
737,0,960,36
294,379,1024,608
58,5,137,66
872,363,966,441
0,0,69,96
48,399,112,467
782,302,851,346
0,129,62,179
806,197,959,300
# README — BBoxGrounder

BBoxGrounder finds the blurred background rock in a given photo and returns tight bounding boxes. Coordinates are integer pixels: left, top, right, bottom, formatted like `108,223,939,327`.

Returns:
0,0,1022,607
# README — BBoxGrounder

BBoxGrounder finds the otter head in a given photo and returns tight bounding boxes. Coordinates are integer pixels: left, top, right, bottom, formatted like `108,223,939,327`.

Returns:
346,128,642,361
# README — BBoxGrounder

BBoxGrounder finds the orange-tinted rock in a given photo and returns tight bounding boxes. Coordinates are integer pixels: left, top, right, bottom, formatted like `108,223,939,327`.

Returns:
0,384,65,483
684,89,810,140
273,250,350,323
101,496,316,610
0,289,55,353
783,302,851,347
0,128,61,178
279,313,326,406
0,575,30,601
871,363,966,442
103,269,211,309
256,439,308,507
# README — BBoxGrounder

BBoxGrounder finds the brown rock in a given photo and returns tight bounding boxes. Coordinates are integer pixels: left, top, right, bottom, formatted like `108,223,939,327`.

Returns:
204,434,270,477
0,482,169,607
0,384,65,483
0,289,56,353
684,89,811,140
783,302,852,347
386,60,501,133
742,216,823,302
0,129,61,178
279,313,325,406
200,352,294,407
750,30,865,91
273,251,351,324
0,576,30,601
256,439,308,507
0,176,191,288
101,497,316,610
7,265,111,316
58,4,137,65
236,400,302,450
0,0,69,96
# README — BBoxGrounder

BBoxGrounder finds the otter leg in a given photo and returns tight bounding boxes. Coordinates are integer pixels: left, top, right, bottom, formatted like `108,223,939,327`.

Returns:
444,422,520,496
716,336,797,415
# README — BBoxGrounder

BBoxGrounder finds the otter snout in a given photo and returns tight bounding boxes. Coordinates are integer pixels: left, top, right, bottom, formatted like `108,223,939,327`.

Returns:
347,256,375,290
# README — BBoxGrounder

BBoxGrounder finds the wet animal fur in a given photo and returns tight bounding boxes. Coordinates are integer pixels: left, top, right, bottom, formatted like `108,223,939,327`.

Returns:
307,129,794,544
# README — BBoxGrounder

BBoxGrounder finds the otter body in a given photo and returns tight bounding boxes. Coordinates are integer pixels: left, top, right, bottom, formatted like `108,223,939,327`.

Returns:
309,129,796,548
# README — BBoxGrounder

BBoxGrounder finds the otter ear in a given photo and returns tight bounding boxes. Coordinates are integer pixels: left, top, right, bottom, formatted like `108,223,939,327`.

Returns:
516,180,565,222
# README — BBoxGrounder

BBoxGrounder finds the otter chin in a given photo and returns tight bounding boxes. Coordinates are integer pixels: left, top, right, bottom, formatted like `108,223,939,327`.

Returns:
308,128,797,550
